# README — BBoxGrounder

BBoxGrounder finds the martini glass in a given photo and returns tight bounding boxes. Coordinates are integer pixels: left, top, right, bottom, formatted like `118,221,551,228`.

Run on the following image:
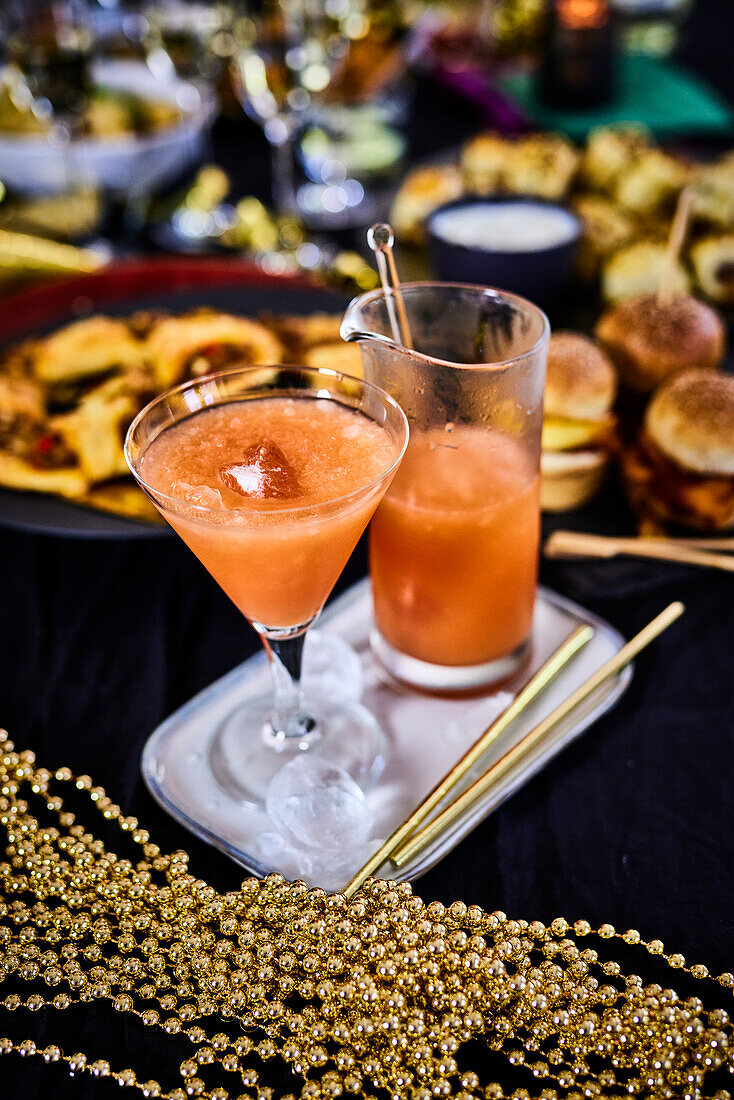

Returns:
125,365,408,806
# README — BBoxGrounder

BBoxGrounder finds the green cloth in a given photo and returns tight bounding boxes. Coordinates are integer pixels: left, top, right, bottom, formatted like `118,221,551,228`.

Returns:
501,53,733,139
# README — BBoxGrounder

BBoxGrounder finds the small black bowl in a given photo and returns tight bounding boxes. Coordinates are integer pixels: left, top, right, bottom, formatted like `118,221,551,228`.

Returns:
426,195,581,307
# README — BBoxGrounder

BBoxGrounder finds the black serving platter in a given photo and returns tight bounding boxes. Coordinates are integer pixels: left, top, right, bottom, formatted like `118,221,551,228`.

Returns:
0,259,348,539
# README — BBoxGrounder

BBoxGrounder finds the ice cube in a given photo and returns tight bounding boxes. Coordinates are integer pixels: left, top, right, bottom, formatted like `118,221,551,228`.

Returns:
219,440,302,500
265,756,373,853
255,830,288,862
174,481,223,508
254,825,384,892
291,836,387,892
303,631,364,702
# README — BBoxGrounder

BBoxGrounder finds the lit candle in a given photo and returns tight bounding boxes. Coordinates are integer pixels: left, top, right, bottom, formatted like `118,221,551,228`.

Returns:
541,0,616,108
558,0,611,29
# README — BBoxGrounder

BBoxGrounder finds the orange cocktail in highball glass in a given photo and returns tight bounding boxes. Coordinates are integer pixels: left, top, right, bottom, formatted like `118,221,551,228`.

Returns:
370,425,540,669
342,282,549,694
126,366,408,805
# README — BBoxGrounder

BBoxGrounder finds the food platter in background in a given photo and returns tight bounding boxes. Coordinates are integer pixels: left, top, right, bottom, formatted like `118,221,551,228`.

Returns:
0,258,352,539
0,59,217,196
389,127,734,536
391,125,734,311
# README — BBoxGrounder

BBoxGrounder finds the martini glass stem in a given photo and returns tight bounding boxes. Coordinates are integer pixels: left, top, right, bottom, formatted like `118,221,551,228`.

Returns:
267,633,317,743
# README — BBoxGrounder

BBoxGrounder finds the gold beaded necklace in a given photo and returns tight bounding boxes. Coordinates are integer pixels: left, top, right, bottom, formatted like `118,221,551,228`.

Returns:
0,726,732,1099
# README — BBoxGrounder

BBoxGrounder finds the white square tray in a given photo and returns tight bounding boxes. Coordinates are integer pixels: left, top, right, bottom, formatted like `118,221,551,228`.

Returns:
142,581,631,889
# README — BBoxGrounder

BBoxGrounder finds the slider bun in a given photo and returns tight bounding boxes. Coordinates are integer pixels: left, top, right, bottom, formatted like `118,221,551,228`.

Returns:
390,165,464,246
303,341,364,378
541,449,609,511
460,132,510,194
595,293,725,392
645,368,734,476
601,241,689,304
580,124,652,193
545,332,617,420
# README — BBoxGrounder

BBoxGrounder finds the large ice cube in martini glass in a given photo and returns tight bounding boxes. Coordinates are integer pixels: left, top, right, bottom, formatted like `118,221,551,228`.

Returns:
125,365,408,806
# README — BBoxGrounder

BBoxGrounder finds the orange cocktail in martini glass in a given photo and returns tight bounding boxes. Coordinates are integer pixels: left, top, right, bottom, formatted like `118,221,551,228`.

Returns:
126,366,408,806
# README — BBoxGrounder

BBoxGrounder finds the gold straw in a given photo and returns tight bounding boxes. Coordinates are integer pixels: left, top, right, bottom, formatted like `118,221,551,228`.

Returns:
0,228,103,274
366,222,414,349
384,243,413,350
342,623,594,899
392,601,684,869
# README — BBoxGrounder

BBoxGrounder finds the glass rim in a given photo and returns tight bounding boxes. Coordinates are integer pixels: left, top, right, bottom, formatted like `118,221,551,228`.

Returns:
124,363,410,519
341,280,551,372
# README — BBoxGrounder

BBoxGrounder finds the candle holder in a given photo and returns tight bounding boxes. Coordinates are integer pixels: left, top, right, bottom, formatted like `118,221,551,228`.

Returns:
541,0,616,109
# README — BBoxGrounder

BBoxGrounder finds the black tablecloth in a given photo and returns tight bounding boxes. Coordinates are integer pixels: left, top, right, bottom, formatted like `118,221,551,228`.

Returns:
3,3,734,1095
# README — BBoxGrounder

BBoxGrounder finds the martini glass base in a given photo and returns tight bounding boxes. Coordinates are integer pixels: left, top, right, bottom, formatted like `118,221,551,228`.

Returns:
209,692,388,807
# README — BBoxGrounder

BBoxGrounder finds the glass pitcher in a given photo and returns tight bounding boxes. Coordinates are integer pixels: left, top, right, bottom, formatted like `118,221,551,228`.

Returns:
341,281,549,694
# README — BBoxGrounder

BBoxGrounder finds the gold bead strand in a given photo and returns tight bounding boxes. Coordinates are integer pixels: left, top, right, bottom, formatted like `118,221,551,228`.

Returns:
2,731,734,1100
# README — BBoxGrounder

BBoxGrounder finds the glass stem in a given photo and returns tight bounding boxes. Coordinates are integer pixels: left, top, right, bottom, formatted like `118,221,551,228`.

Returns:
267,633,316,744
270,131,298,217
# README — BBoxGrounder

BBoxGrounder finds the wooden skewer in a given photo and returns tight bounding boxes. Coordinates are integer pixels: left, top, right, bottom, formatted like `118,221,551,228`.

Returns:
392,601,685,868
658,185,694,307
367,222,414,350
648,536,734,552
341,624,594,899
545,530,734,574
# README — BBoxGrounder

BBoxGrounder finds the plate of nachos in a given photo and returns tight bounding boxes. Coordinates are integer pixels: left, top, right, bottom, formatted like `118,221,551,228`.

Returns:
0,258,359,537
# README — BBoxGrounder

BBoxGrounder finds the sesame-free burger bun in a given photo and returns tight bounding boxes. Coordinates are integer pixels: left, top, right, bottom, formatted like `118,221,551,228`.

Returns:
595,293,725,393
540,449,609,512
645,369,734,477
545,332,617,421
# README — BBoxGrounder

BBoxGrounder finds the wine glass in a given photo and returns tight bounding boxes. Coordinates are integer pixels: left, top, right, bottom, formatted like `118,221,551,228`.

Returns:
298,0,410,228
119,0,232,247
230,0,351,215
125,365,408,806
614,0,693,57
137,0,237,84
2,0,94,124
0,0,97,231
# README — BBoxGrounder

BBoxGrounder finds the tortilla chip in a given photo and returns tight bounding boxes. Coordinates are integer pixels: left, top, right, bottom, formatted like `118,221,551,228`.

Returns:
0,451,87,497
80,482,163,523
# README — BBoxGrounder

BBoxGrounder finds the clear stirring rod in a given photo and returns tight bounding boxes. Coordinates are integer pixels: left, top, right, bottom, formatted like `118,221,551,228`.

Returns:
367,222,414,350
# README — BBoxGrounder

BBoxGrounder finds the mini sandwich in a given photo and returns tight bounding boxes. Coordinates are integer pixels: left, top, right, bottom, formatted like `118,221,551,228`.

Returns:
622,368,734,531
595,292,726,392
541,332,617,512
